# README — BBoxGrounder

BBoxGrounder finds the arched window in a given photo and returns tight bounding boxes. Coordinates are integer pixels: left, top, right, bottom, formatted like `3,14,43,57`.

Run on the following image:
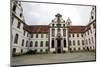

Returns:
64,39,66,47
12,4,16,12
35,41,38,47
52,40,54,48
30,41,33,47
40,41,43,47
21,39,24,46
14,34,18,44
26,41,28,47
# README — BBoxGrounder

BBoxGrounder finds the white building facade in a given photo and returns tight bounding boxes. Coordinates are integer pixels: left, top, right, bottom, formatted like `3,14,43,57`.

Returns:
11,1,96,55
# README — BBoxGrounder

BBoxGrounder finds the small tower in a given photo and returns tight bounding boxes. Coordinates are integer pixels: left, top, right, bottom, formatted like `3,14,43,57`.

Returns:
66,17,72,26
90,6,96,22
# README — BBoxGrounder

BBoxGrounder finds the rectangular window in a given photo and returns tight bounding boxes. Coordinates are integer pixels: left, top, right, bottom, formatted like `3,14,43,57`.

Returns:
88,31,89,35
52,29,55,37
69,34,71,37
36,34,38,38
14,34,18,44
57,24,61,27
63,29,66,36
27,32,28,37
57,28,61,33
92,37,94,43
86,39,88,45
89,38,91,44
46,41,48,47
11,15,14,25
78,40,80,45
93,23,95,28
77,34,79,37
31,34,33,38
17,22,21,29
82,40,84,45
73,34,74,37
69,40,71,45
81,34,83,37
20,13,22,18
73,40,75,45
40,41,43,47
23,31,25,36
41,34,43,38
46,34,48,38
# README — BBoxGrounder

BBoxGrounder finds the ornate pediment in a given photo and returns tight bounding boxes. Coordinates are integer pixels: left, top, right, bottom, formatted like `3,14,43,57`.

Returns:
56,33,62,40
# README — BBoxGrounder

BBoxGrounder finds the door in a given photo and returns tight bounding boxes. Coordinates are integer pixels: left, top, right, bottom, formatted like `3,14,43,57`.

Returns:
57,40,61,53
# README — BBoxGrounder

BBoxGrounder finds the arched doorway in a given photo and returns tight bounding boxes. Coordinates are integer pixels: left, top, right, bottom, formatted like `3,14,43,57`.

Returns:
57,39,61,53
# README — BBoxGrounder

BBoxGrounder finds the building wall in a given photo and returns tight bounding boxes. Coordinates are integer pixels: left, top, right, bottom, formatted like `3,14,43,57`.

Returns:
69,33,85,51
11,1,29,55
11,1,96,55
29,33,49,53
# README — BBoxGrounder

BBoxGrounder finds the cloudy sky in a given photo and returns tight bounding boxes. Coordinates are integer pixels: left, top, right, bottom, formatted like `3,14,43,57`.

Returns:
21,1,92,25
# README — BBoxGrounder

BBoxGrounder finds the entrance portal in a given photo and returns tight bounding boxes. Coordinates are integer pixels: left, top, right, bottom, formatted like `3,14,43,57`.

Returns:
57,39,62,53
57,40,61,47
57,48,61,53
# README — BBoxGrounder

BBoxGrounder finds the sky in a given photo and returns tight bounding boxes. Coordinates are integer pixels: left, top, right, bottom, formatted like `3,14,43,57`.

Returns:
21,1,92,25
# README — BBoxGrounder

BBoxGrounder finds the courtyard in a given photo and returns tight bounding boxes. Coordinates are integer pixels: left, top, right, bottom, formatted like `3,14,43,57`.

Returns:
11,51,96,66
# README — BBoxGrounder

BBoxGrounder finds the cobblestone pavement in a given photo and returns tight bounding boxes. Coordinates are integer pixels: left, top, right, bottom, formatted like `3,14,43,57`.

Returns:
11,52,96,66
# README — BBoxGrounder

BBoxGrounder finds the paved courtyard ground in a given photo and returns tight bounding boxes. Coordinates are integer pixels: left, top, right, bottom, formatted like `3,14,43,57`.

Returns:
11,52,96,66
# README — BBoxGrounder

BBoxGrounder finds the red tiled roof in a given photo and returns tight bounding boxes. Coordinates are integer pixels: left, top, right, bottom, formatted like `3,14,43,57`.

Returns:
24,25,50,33
69,26,86,33
24,20,96,33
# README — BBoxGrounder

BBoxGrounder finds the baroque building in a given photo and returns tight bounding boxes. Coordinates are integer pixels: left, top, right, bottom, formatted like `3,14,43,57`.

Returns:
11,1,96,55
